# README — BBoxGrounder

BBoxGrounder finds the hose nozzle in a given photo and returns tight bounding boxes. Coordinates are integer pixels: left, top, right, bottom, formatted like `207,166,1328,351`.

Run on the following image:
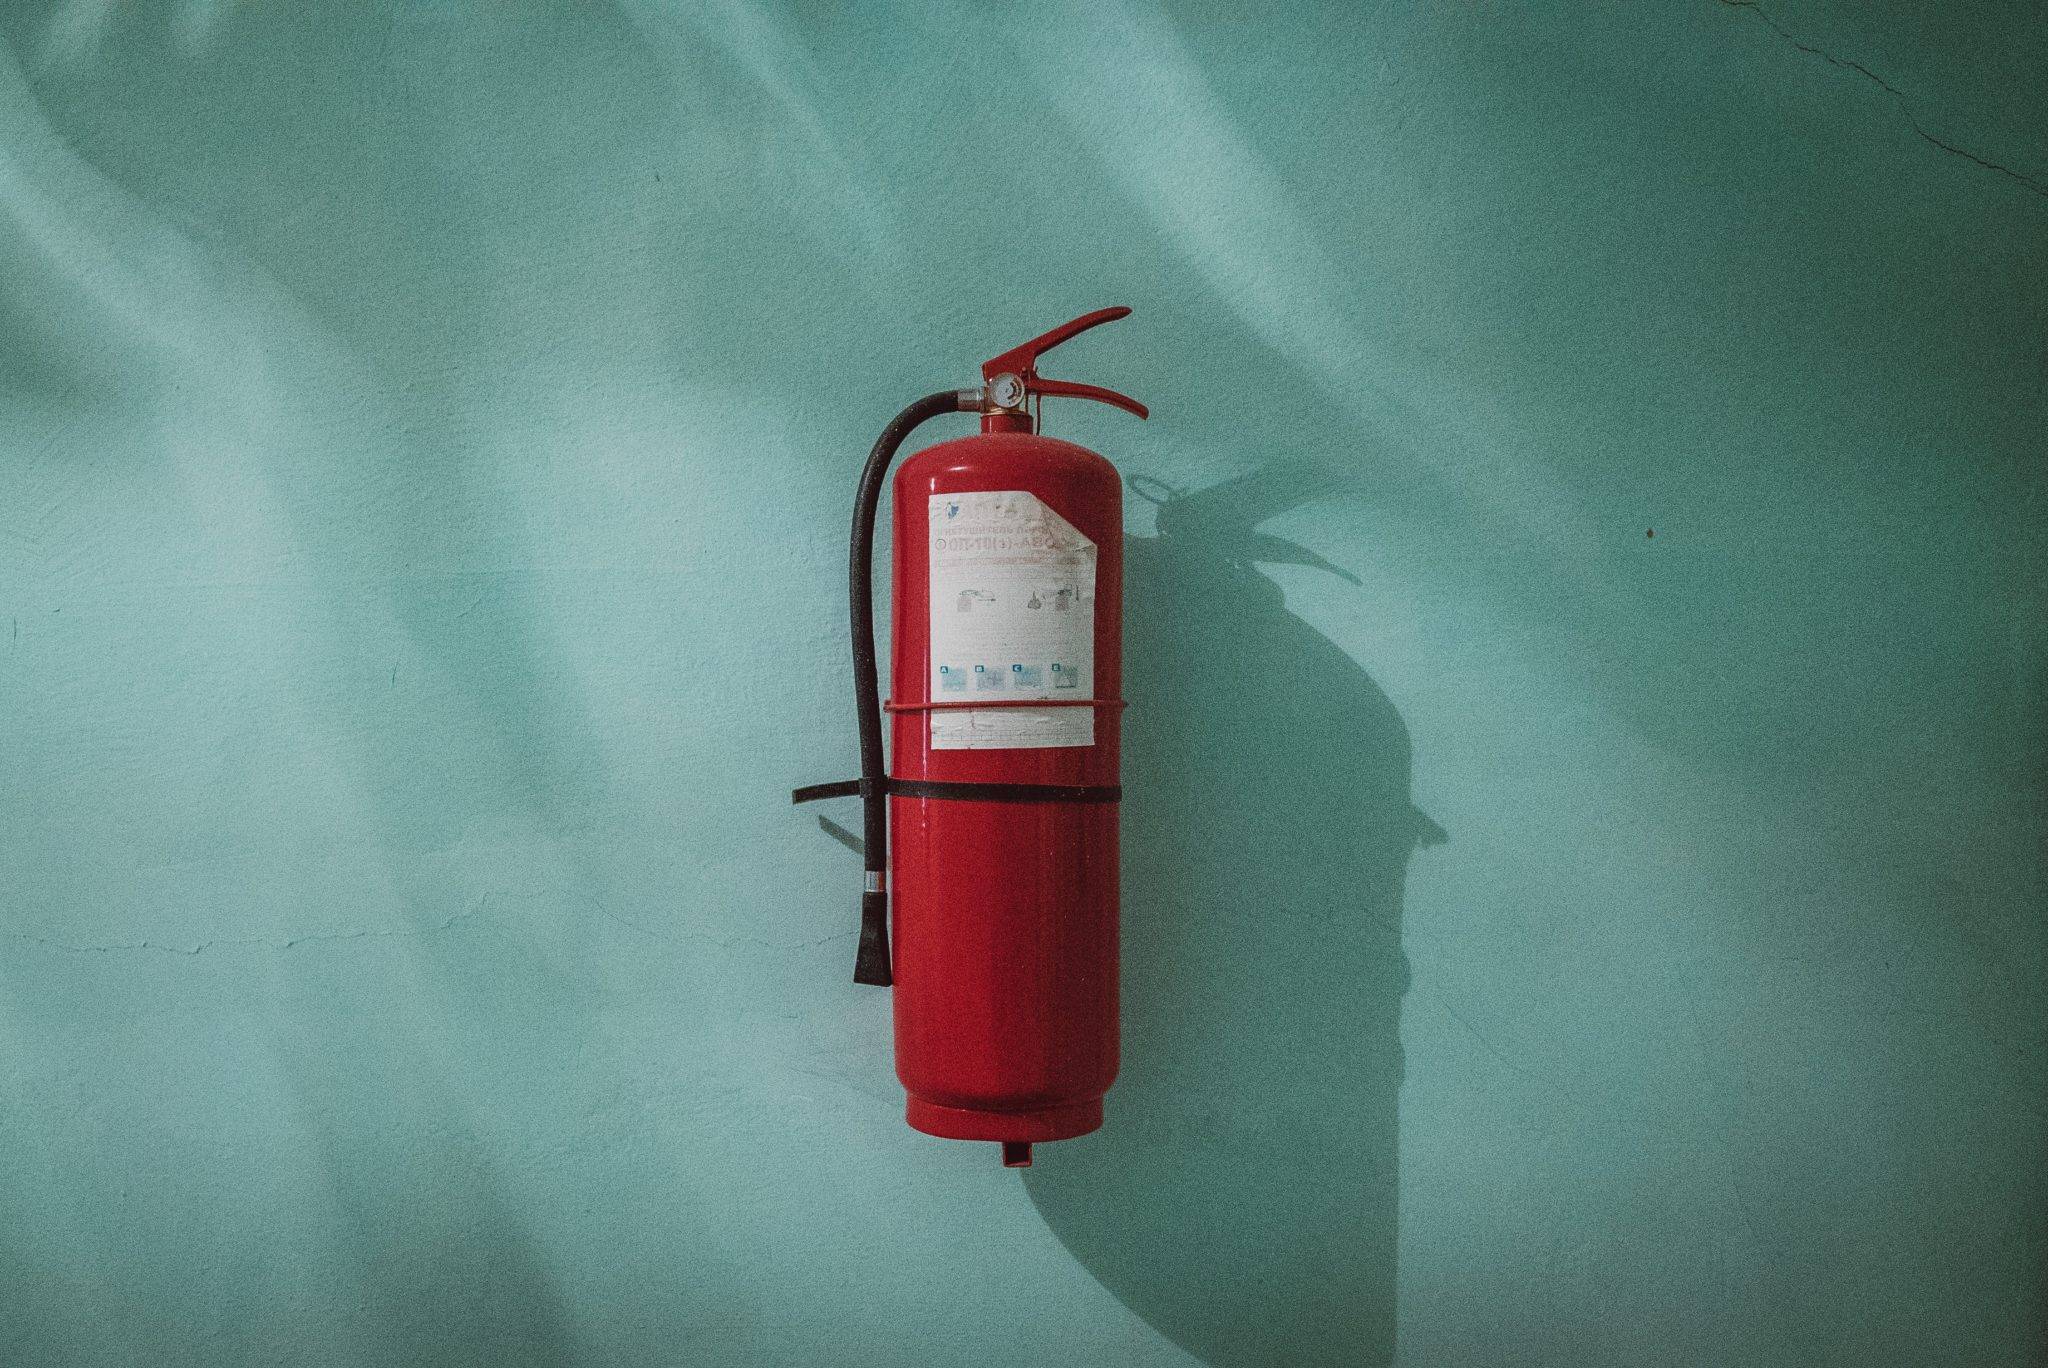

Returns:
853,889,892,987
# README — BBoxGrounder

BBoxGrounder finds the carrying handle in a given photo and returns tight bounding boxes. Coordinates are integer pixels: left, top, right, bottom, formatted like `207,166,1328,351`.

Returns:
980,307,1148,423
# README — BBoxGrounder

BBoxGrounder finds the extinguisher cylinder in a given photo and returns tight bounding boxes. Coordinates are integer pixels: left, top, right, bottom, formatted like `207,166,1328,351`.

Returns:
888,431,1124,1156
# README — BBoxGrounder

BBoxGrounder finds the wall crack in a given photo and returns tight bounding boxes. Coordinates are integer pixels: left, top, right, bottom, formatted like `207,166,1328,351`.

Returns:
1718,0,2048,199
5,893,492,957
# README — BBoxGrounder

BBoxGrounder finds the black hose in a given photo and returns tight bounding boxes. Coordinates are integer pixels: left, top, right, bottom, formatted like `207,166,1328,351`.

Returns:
849,390,972,985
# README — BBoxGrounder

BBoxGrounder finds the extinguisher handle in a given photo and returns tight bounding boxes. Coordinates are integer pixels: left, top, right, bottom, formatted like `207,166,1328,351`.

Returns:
982,306,1147,421
1027,377,1149,421
982,306,1131,381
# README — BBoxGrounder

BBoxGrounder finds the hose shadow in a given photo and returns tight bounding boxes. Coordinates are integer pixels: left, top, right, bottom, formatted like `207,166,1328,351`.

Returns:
1024,462,1441,1367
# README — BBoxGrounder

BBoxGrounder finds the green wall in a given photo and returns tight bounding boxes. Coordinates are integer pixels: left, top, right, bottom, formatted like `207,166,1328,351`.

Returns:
2,3,2041,1364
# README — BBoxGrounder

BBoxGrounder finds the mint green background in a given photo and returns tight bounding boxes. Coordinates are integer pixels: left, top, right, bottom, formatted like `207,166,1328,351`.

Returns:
3,4,2042,1365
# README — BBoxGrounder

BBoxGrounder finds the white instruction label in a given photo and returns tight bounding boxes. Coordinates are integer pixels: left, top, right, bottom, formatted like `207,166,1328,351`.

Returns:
928,490,1096,749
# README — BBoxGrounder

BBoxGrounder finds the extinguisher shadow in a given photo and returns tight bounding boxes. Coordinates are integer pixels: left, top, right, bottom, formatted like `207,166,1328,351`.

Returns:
1023,465,1443,1368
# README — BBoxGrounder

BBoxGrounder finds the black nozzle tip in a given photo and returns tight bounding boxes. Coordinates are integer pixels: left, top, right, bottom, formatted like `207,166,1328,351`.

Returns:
852,890,892,987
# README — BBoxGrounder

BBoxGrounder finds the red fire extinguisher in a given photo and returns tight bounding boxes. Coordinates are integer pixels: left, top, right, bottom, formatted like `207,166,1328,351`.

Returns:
795,307,1147,1167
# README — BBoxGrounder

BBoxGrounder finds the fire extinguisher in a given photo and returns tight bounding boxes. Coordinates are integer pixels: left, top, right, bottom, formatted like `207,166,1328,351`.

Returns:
794,307,1147,1167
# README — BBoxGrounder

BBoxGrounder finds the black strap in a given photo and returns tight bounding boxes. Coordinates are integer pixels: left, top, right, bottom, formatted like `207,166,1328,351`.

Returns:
890,778,1122,804
793,777,1120,806
791,778,865,804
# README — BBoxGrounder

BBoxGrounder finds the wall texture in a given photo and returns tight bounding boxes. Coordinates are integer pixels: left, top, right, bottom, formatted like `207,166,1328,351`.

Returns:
2,3,2042,1365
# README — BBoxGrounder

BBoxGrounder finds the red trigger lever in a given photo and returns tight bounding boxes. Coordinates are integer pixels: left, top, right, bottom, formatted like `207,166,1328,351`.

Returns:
980,306,1149,430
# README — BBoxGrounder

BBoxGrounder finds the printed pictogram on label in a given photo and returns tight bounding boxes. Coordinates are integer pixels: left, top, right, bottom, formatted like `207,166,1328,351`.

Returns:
928,490,1096,750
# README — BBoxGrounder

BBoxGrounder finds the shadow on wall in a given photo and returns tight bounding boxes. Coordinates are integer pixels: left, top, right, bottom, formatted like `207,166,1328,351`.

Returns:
271,1025,581,1368
1025,464,1443,1368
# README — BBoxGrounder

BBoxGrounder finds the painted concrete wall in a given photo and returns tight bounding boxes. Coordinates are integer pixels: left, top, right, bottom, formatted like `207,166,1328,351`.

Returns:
2,3,2041,1365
